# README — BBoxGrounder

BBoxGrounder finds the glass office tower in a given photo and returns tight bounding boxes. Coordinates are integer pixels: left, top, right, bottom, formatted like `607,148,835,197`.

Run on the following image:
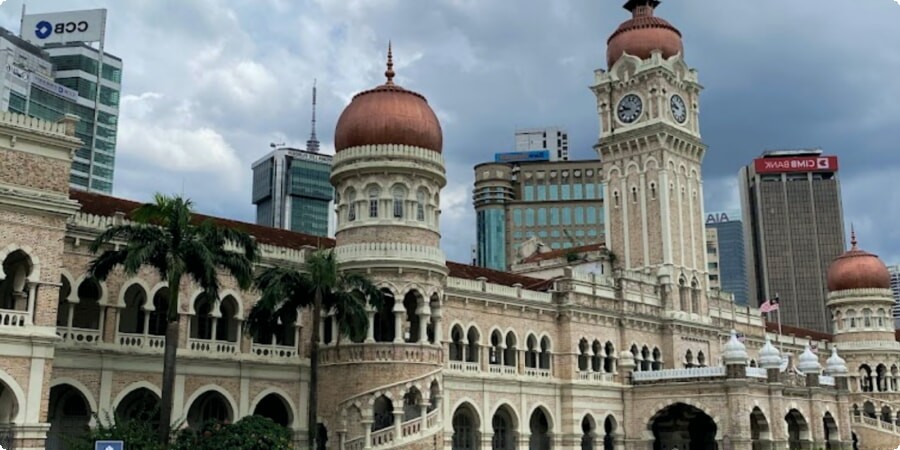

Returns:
252,147,333,237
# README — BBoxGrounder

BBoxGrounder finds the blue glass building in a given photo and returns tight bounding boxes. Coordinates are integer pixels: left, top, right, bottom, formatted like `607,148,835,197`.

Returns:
705,212,748,306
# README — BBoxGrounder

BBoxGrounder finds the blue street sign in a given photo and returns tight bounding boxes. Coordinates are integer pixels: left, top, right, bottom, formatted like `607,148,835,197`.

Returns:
95,440,124,450
34,20,52,39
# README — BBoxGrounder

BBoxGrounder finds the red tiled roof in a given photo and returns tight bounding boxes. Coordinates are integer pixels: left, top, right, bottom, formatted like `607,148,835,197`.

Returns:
446,261,554,291
521,242,607,264
70,190,336,250
765,322,833,342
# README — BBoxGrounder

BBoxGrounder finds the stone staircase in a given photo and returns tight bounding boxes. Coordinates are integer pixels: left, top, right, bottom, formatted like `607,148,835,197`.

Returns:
850,415,900,449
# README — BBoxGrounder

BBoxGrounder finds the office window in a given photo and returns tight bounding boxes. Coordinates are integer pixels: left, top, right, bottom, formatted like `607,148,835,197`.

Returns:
575,230,585,237
586,184,596,199
588,229,598,237
538,231,548,238
513,209,523,226
524,185,535,201
537,185,546,201
514,231,523,239
551,243,561,249
561,185,571,200
587,207,597,224
525,209,535,227
574,184,584,200
550,208,560,225
551,230,560,238
549,185,559,200
538,208,547,226
563,208,572,225
575,207,584,225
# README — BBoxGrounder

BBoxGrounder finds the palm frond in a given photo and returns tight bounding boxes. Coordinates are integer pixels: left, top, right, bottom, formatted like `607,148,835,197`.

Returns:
182,239,221,301
328,290,369,343
246,267,311,337
88,250,129,281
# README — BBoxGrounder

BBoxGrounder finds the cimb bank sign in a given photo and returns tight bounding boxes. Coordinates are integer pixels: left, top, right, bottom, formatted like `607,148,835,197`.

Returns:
21,9,107,46
753,155,839,174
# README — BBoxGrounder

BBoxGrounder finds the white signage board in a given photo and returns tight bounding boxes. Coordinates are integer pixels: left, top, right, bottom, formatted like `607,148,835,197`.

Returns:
22,9,106,45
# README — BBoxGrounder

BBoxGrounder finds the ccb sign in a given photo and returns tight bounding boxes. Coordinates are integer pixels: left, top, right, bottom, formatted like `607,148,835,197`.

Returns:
22,9,106,45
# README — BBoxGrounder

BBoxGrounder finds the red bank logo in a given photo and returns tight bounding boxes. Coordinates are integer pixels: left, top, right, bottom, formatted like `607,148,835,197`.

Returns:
754,156,838,174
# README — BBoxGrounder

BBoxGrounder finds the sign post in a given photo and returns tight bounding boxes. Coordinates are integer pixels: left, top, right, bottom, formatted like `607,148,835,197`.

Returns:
95,440,124,450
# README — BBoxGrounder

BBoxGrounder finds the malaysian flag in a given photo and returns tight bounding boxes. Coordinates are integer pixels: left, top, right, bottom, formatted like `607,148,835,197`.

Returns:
759,294,780,314
810,342,819,354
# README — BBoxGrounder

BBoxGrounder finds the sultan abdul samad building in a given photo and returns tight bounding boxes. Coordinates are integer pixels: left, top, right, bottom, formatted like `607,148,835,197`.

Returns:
2,1,900,449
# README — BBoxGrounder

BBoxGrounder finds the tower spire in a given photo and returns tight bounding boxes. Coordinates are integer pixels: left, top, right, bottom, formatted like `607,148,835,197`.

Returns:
306,79,320,153
385,41,395,85
850,223,858,249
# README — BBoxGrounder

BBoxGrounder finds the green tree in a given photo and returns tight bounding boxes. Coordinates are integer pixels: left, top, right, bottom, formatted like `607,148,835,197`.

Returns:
246,250,381,447
88,194,259,445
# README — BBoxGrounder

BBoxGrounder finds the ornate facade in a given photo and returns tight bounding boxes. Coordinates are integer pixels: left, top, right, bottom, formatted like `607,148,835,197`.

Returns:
0,1,898,450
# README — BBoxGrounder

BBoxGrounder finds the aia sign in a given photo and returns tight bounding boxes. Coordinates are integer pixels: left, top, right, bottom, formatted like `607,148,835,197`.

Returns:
706,212,731,224
754,156,839,174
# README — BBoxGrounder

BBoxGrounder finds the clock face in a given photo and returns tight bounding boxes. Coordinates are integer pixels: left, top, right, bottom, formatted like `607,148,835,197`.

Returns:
670,94,687,124
617,94,643,124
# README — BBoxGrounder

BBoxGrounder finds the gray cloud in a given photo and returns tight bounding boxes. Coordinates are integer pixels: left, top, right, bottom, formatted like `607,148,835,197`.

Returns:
1,0,898,264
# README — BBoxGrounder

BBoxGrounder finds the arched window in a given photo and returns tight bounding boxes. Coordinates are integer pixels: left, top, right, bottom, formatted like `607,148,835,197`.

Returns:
652,347,662,371
392,185,406,219
604,342,616,373
640,346,651,371
690,278,700,314
685,350,694,368
416,188,427,221
848,309,857,328
466,327,480,364
863,309,872,328
368,186,380,218
678,278,688,312
540,337,551,370
578,339,589,372
525,335,538,369
450,325,464,362
347,189,357,222
504,332,517,369
372,395,393,432
878,308,886,328
591,340,603,372
631,345,640,372
490,330,504,365
697,351,706,367
650,182,657,199
613,191,619,208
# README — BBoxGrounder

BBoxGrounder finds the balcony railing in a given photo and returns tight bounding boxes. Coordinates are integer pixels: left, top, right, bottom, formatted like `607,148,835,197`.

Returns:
0,308,28,327
188,338,237,354
448,361,480,373
579,371,615,383
58,327,102,344
525,367,551,378
820,375,835,386
746,367,768,379
318,343,441,365
250,342,298,359
633,366,726,382
489,364,517,375
117,332,166,350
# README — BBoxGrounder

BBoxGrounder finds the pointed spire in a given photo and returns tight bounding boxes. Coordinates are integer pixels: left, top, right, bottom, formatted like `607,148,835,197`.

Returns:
306,79,320,153
850,224,858,249
385,41,395,85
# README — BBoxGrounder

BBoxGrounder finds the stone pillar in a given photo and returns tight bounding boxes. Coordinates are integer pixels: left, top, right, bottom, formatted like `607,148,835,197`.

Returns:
726,363,746,379
392,302,405,344
210,317,219,342
362,420,373,449
330,314,339,345
25,282,36,324
461,339,468,362
419,402,429,429
417,306,431,345
365,307,376,343
806,373,819,388
767,368,780,383
498,344,506,366
432,305,442,344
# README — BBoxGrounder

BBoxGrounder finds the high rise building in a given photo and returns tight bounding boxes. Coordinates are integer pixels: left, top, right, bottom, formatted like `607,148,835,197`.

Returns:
888,265,900,328
18,9,122,194
704,211,749,306
473,159,605,271
251,83,333,236
514,127,569,161
739,149,845,332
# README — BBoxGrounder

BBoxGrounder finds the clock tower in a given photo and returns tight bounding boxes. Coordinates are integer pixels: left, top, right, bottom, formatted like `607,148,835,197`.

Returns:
592,0,709,314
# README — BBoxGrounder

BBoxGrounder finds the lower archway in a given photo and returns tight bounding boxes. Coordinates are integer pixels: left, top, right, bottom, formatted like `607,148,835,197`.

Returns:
46,384,91,450
649,403,717,450
785,409,809,450
528,407,551,449
452,403,480,450
252,393,292,427
491,404,518,450
186,390,233,428
750,407,770,450
823,412,838,450
115,387,160,425
603,415,617,450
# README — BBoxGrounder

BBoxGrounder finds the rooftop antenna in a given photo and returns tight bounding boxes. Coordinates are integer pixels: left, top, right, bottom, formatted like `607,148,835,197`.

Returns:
306,79,320,153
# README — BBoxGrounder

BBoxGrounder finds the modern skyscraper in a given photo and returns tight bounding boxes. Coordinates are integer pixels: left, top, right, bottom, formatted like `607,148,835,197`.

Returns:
739,149,845,332
514,127,569,161
251,83,333,236
474,159,605,271
19,9,122,194
704,211,749,306
888,265,900,328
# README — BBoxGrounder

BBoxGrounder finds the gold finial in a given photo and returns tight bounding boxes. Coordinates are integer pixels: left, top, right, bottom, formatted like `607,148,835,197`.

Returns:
385,41,395,85
850,224,858,249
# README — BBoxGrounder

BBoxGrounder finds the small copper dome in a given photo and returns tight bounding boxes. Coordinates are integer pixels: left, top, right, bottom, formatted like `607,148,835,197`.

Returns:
606,0,683,69
826,230,891,292
334,44,443,153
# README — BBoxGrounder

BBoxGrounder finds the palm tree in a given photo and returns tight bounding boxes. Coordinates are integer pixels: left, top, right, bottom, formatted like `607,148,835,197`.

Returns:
88,193,259,445
246,249,381,448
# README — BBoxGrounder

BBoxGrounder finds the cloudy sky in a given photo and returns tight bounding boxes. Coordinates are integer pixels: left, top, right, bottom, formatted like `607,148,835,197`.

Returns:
2,0,899,265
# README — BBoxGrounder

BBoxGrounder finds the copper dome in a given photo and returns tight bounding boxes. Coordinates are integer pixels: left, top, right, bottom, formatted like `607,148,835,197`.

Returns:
606,0,683,69
334,44,442,153
826,230,891,292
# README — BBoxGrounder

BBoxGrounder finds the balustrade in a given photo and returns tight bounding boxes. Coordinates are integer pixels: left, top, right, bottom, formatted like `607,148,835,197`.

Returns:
250,342,298,359
633,366,725,382
579,371,615,383
117,332,166,350
188,338,237,354
820,375,835,386
448,361,480,373
371,428,395,446
0,309,28,327
318,343,441,365
746,367,768,379
525,367,551,379
58,327,102,344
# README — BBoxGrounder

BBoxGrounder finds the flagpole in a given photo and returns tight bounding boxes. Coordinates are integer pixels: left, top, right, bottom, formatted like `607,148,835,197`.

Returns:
776,293,783,353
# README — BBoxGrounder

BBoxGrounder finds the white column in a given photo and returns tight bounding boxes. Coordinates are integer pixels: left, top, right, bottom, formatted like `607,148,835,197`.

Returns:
393,410,404,439
365,307,376,343
432,309,442,344
330,314,339,344
26,282,36,325
210,318,219,341
393,304,405,344
461,339,468,362
417,308,430,345
66,300,75,329
363,420,373,449
419,402,428,429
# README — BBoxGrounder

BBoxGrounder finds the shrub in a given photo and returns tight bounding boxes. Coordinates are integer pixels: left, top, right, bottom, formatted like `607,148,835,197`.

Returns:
171,416,292,450
66,412,164,450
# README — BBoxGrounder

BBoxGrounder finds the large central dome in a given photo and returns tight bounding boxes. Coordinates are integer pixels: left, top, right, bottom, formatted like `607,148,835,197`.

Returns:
606,0,683,69
826,230,891,292
334,45,443,153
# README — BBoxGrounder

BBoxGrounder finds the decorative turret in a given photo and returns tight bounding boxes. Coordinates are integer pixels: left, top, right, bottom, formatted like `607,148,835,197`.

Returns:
824,346,847,376
758,337,782,382
723,330,749,378
797,345,821,375
606,0,684,69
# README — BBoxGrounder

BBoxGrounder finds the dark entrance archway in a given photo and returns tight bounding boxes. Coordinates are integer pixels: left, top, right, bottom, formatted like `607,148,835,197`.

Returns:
650,403,717,450
46,384,91,450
